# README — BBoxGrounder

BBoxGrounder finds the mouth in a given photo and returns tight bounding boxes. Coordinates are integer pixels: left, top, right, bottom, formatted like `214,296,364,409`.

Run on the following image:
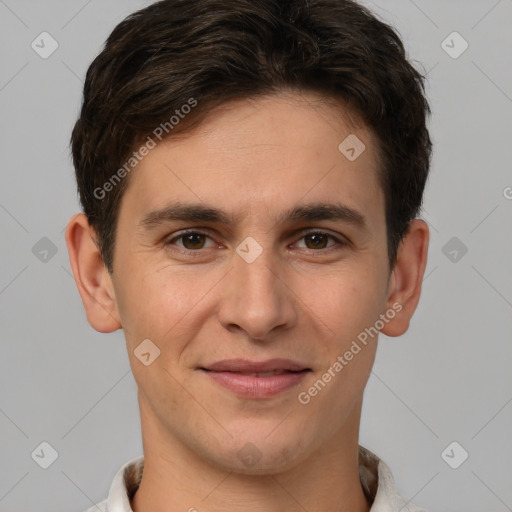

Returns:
199,359,312,398
201,358,311,373
217,370,302,377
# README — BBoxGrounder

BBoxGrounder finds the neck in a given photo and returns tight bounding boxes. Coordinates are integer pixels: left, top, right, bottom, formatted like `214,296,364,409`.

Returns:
131,394,371,512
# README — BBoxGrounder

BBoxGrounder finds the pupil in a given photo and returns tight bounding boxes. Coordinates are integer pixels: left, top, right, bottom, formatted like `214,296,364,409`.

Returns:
307,233,327,249
185,234,203,249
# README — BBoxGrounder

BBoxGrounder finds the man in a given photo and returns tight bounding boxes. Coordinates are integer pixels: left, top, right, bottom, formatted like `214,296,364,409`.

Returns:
65,0,431,510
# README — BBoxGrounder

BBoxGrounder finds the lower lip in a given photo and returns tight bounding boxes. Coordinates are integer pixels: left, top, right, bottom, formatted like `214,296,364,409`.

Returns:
201,370,309,398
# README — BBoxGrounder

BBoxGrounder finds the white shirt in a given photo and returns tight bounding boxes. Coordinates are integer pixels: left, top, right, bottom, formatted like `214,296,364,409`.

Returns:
84,445,428,512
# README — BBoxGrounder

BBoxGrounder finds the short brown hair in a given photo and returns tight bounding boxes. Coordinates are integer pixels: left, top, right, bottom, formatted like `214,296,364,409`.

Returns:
71,0,432,273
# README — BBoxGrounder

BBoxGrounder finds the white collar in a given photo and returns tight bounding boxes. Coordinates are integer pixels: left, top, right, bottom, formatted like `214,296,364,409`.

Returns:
84,446,427,512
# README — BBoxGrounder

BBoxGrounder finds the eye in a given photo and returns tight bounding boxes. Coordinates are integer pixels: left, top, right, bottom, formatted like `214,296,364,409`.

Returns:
164,229,347,254
293,231,346,250
165,230,215,251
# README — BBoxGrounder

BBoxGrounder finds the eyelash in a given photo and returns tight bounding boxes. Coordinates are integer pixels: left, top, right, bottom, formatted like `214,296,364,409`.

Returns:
164,229,348,255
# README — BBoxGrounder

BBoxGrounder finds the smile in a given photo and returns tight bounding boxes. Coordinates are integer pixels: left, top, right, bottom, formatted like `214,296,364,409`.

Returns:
199,359,311,398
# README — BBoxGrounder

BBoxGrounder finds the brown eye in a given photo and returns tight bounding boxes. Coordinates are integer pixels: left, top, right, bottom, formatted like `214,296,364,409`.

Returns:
304,233,330,249
165,231,214,251
296,231,342,250
180,233,206,250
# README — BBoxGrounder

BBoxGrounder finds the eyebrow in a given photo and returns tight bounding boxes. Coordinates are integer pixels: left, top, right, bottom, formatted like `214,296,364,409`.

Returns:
139,201,368,232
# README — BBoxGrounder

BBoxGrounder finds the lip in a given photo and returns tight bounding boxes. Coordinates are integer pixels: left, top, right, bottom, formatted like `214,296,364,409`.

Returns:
202,358,309,373
199,359,311,399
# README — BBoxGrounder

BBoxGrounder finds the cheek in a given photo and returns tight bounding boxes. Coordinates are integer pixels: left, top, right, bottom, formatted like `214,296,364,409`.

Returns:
318,264,386,397
300,273,382,407
310,264,386,341
114,263,218,366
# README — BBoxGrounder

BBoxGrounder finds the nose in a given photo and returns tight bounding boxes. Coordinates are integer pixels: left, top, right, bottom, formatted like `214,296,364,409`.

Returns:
217,244,297,341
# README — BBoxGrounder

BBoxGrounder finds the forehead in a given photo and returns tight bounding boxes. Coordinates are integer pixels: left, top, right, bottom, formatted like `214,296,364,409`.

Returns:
121,91,384,229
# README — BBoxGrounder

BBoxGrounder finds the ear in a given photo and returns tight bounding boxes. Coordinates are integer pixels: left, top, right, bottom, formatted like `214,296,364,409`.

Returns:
65,213,122,333
380,219,429,337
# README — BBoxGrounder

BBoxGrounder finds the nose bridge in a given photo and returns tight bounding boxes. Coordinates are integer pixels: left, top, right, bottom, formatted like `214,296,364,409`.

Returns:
238,246,277,295
219,236,294,338
234,236,281,306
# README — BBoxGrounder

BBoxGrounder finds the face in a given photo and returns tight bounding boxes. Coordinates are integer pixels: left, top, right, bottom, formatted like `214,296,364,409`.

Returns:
110,91,394,473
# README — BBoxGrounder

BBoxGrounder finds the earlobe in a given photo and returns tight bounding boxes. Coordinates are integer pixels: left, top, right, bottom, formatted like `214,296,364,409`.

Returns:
380,219,429,338
65,213,122,333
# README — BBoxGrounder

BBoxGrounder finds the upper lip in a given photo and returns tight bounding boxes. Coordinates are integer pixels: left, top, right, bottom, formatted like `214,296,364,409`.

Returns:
201,358,310,373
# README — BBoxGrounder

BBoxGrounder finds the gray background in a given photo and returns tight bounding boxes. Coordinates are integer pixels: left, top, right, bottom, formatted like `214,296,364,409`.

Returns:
1,0,511,511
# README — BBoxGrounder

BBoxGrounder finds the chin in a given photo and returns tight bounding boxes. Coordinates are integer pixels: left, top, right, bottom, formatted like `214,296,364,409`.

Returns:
203,431,311,475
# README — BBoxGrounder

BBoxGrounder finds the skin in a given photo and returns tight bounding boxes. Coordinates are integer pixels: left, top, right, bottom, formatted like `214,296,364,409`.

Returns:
66,91,429,512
